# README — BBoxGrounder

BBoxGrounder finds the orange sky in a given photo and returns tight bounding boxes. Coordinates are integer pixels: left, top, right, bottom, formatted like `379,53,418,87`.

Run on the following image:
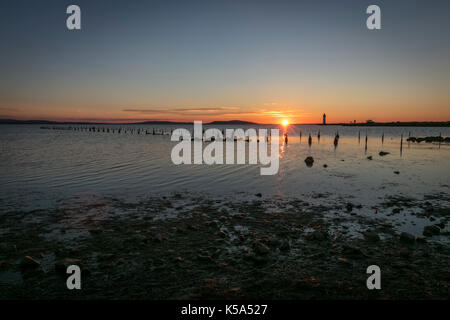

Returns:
2,98,449,124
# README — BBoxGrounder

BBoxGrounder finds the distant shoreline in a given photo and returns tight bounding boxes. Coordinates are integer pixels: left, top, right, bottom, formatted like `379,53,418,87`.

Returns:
332,121,450,127
0,118,449,127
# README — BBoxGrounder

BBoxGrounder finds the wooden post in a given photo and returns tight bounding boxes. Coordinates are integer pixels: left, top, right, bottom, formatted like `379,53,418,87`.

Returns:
400,134,403,156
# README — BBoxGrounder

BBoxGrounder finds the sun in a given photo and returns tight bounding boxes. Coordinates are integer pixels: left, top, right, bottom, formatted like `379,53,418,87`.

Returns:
282,119,289,126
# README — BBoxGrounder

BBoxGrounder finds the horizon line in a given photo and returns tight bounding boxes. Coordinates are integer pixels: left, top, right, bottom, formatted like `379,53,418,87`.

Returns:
1,118,450,126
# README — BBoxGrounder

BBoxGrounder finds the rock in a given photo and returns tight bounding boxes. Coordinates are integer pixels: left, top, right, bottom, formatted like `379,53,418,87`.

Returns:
304,156,314,167
173,193,182,199
197,254,212,262
280,240,290,251
254,242,270,255
245,253,268,265
323,164,328,168
423,225,440,237
416,237,427,243
337,257,352,265
268,237,281,248
0,242,14,254
379,151,390,156
363,231,380,242
55,261,67,275
176,226,185,233
19,256,41,273
342,245,364,258
133,234,147,242
398,248,411,258
410,136,446,143
394,171,400,175
153,233,164,242
437,221,446,229
399,232,415,244
367,156,373,160
346,203,353,212
188,224,200,231
0,243,9,252
307,230,327,241
0,270,23,286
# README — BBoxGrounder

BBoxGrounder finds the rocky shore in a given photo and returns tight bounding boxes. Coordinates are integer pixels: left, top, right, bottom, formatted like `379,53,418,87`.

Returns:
0,192,449,299
407,136,450,143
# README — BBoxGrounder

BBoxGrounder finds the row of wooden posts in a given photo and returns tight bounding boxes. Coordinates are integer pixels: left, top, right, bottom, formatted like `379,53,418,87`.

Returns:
40,126,171,135
41,126,431,150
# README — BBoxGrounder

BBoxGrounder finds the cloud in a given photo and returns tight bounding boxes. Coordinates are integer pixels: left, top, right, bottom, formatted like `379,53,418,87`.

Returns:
122,107,259,116
0,107,18,112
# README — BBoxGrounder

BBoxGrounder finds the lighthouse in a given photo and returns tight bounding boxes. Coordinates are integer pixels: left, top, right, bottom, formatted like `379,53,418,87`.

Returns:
323,113,326,125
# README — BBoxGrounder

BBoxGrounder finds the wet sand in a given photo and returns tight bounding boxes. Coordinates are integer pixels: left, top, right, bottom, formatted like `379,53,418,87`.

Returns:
0,192,449,299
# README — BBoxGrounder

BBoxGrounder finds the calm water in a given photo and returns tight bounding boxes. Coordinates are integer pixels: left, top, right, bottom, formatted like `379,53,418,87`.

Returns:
1,124,449,214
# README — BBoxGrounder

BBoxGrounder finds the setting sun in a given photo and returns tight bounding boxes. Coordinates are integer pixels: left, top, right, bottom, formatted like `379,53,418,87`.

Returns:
282,119,289,126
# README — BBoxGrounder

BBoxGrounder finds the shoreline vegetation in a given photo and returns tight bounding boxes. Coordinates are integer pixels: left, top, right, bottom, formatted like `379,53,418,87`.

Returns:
1,118,449,127
0,192,448,299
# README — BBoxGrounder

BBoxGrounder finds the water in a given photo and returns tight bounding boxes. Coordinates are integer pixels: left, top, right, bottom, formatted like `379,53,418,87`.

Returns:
1,124,449,216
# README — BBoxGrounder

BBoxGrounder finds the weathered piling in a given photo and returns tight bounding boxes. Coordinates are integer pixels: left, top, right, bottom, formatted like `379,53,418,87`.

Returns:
400,134,403,156
365,132,368,152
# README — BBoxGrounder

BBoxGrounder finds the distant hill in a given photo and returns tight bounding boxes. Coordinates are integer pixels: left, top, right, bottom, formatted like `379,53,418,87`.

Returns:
137,120,192,125
0,118,259,125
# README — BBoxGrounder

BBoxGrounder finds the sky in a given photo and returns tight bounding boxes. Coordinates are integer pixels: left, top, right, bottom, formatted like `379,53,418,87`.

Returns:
0,0,449,124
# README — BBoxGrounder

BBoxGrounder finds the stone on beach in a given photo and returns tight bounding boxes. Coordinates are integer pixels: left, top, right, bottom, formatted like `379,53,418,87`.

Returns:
20,256,40,271
399,232,415,244
363,231,380,242
307,230,328,241
304,156,314,167
254,241,270,255
346,203,354,212
407,136,449,143
423,225,440,237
